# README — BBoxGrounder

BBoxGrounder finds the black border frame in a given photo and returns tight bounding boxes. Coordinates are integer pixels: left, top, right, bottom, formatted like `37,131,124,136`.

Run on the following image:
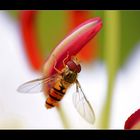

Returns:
0,0,140,10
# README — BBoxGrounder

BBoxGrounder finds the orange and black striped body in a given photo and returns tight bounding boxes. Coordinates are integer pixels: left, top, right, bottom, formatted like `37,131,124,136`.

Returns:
45,76,71,109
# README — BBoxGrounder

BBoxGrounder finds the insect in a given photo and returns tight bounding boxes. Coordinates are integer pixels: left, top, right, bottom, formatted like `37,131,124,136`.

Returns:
17,56,95,124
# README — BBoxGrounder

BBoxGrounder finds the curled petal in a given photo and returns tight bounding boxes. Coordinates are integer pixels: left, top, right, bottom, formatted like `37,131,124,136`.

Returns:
43,17,102,77
124,109,140,129
68,11,97,62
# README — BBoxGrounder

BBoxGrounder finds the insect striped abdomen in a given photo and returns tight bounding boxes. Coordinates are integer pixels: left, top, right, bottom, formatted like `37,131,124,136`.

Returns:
45,79,69,109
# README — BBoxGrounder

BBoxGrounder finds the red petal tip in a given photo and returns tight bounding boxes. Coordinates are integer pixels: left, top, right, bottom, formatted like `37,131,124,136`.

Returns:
124,109,140,129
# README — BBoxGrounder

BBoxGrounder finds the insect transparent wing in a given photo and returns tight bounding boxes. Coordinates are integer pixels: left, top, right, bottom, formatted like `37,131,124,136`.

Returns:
17,74,57,93
72,79,95,124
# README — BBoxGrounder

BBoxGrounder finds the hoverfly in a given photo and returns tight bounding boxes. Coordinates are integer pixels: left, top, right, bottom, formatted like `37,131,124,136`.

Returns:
17,56,95,124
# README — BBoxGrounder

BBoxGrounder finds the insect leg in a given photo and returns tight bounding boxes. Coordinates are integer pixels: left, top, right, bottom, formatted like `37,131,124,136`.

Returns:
53,59,61,74
71,56,81,65
63,52,69,67
51,54,61,74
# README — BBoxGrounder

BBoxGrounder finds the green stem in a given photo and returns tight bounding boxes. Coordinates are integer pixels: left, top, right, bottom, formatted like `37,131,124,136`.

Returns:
99,10,121,128
99,75,116,128
56,104,70,128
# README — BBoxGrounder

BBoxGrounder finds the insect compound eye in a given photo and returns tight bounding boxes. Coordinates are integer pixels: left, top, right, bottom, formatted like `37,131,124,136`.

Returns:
66,60,81,73
76,64,81,73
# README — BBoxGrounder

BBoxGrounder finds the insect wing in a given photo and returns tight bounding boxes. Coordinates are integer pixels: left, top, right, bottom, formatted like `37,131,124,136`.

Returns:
73,80,95,124
17,74,57,93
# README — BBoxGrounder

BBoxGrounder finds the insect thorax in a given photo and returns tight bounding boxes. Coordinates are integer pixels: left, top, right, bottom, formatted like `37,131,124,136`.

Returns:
62,67,77,84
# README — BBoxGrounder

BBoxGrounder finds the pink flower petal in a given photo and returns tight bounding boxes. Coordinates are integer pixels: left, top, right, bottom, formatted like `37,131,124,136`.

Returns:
43,17,102,79
124,109,140,129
